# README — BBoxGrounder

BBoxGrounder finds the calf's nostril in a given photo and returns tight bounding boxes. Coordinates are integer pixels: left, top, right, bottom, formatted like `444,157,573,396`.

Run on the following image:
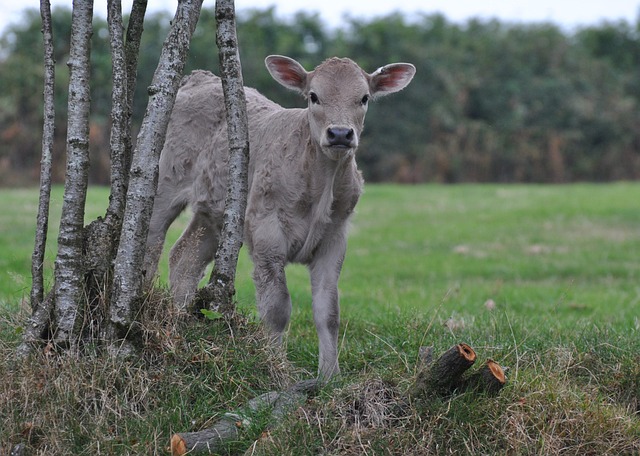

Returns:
327,127,355,147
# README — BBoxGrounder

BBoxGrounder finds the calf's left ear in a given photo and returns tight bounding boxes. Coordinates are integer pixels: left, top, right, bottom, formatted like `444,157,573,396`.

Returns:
369,63,416,97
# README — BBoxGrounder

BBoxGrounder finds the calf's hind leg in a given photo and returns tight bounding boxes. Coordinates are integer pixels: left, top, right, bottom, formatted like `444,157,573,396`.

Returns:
143,184,187,285
169,210,221,309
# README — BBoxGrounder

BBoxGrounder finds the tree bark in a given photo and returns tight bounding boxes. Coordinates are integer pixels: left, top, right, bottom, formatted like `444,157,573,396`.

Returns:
74,0,134,343
52,0,93,344
19,0,57,357
105,0,129,226
109,0,203,344
123,0,148,179
197,0,250,315
30,0,55,311
83,0,126,284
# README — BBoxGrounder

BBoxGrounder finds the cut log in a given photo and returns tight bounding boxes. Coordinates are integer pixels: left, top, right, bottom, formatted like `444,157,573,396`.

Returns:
409,343,477,398
170,380,317,455
461,359,507,395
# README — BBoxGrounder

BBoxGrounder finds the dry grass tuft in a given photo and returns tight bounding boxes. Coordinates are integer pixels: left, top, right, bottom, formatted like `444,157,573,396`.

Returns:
332,377,408,430
0,291,299,455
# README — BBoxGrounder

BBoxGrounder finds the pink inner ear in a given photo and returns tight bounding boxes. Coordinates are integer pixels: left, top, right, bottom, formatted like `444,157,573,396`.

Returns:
376,66,410,90
270,59,305,87
278,67,305,86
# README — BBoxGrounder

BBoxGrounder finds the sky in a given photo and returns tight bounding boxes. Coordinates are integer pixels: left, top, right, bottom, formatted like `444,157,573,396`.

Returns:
0,0,638,36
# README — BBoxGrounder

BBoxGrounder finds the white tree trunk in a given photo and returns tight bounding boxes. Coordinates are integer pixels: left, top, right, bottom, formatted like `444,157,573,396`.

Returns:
30,0,55,311
109,0,203,342
53,0,93,344
105,0,148,223
199,0,250,314
122,0,148,182
105,0,128,225
18,0,57,358
80,0,128,302
75,0,140,343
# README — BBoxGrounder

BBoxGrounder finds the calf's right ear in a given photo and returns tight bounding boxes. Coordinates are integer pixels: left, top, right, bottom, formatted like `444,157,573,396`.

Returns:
265,55,309,94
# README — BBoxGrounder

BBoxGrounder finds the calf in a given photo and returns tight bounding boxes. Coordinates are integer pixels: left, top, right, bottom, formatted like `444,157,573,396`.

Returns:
144,56,415,379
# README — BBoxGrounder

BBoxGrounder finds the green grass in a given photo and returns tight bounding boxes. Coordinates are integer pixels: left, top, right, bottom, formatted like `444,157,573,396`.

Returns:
1,183,639,454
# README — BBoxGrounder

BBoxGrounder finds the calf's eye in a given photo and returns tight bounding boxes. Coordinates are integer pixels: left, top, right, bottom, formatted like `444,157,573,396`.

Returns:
361,94,369,105
310,92,319,104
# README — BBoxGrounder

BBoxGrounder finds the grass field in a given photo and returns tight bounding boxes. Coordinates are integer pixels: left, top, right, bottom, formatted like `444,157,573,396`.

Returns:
1,183,639,454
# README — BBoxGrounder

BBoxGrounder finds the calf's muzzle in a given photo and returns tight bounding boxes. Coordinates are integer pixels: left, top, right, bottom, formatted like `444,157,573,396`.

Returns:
327,127,355,148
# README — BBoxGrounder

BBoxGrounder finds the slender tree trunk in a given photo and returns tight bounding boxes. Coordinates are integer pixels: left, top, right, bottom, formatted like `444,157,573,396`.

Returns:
107,0,148,221
77,0,138,343
198,0,249,314
52,0,93,344
109,0,203,344
105,0,129,225
81,0,128,293
30,0,55,311
18,0,57,357
123,0,148,179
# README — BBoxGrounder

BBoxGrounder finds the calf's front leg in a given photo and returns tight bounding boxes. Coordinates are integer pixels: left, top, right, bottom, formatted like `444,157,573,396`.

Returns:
309,235,347,381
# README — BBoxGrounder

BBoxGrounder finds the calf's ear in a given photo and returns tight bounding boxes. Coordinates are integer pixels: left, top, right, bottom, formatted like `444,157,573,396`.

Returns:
369,63,416,97
265,55,308,93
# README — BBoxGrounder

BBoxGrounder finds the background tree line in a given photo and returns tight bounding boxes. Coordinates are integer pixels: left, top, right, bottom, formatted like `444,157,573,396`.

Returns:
1,6,639,185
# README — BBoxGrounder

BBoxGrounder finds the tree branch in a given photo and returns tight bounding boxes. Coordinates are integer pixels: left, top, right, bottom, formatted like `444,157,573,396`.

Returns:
408,343,477,398
122,0,148,188
170,380,318,455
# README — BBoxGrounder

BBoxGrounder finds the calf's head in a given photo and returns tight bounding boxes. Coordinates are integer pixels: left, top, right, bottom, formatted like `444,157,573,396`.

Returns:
266,55,416,161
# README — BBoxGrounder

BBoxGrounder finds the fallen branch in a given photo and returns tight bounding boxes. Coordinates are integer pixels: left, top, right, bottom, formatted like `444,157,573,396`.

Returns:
170,379,318,456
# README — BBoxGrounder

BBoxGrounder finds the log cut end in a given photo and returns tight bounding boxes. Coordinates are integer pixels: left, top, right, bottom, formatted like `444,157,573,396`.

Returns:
457,343,476,363
482,359,506,393
486,360,505,383
170,434,187,456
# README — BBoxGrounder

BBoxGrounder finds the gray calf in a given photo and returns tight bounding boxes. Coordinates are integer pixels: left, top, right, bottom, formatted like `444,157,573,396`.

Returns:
144,56,415,379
